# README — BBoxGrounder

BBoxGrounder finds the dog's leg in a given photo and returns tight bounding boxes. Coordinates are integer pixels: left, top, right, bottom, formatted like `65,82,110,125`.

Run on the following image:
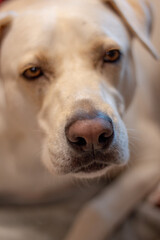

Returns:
64,147,160,240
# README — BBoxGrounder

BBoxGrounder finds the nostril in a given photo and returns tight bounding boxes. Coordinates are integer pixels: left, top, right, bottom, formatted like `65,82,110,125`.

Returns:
98,132,113,146
99,133,108,144
71,137,87,147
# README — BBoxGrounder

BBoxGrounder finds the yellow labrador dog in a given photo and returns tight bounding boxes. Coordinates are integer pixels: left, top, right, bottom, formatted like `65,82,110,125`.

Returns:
0,0,159,239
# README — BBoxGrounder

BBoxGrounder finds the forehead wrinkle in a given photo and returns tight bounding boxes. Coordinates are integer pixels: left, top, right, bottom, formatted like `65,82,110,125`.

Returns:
89,37,121,52
35,51,53,66
34,51,62,77
86,37,121,68
19,50,59,76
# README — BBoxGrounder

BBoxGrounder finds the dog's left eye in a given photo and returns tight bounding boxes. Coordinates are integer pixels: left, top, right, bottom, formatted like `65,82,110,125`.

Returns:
103,49,121,63
22,67,43,80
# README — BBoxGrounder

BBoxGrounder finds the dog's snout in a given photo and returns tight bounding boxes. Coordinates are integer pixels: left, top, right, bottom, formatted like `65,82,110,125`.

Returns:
66,115,114,152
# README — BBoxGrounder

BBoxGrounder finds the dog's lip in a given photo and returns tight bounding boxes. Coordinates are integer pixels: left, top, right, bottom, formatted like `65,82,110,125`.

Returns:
73,161,109,173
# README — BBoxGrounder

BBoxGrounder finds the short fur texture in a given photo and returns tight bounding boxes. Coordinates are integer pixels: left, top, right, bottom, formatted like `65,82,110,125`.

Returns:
0,0,159,205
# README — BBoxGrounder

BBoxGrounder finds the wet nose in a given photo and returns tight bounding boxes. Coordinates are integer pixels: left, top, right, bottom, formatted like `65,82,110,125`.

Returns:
66,116,114,152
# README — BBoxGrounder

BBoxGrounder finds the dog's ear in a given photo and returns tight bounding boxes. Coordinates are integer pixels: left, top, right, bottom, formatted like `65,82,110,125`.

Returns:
0,11,15,39
0,12,15,78
107,0,159,59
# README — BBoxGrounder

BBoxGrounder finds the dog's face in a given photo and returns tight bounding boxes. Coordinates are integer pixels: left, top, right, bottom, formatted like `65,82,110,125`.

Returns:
0,0,155,178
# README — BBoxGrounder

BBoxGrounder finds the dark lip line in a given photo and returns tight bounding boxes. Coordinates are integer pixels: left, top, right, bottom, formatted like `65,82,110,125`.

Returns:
72,161,110,173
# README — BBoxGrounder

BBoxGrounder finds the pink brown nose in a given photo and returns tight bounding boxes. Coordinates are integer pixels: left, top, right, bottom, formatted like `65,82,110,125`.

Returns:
66,117,114,152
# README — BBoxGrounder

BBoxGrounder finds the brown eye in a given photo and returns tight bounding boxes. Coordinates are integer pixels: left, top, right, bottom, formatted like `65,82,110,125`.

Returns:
103,49,121,63
23,67,43,80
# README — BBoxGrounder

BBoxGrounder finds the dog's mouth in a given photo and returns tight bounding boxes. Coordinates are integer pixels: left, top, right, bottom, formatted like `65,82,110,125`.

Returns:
67,149,118,174
48,144,121,175
73,161,109,173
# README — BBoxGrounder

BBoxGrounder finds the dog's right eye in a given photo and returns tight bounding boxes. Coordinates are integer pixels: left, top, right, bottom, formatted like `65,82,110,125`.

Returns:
22,67,43,80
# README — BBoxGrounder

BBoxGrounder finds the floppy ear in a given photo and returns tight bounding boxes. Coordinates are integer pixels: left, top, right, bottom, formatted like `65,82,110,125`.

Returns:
0,12,15,76
0,11,15,39
107,0,159,59
0,12,13,80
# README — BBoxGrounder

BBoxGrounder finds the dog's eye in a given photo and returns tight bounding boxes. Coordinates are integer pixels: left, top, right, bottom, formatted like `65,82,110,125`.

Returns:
103,50,121,63
23,67,43,80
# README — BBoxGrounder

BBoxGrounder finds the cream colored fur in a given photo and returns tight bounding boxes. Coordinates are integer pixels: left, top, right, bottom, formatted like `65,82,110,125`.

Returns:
0,0,159,213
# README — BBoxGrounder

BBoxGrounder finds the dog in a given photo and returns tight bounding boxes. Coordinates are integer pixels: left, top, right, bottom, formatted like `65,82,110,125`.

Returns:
0,0,159,239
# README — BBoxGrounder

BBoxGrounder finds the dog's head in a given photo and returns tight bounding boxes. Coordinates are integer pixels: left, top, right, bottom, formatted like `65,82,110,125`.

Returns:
0,0,158,178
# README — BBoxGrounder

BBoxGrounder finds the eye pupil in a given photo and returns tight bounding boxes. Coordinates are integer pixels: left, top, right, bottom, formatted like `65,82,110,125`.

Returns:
108,50,116,57
31,67,37,72
103,49,121,63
